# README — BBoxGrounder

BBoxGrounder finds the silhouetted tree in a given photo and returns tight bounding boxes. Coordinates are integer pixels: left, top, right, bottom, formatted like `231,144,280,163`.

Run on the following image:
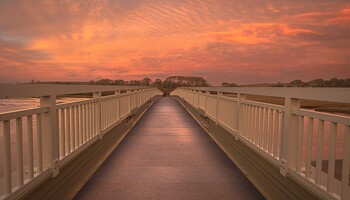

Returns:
273,82,284,87
163,76,210,88
222,82,238,87
141,78,152,86
290,79,304,87
114,79,126,85
154,79,162,86
308,79,325,87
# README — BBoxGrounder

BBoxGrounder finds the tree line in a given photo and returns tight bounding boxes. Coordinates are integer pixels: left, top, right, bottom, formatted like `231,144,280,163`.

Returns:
222,78,350,87
30,77,349,88
287,78,350,87
90,76,210,88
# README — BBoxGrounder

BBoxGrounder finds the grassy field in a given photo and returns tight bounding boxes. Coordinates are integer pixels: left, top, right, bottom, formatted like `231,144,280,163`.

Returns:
224,94,350,115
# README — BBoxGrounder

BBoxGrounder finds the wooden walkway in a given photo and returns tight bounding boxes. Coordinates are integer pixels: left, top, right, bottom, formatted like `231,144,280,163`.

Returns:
74,97,264,200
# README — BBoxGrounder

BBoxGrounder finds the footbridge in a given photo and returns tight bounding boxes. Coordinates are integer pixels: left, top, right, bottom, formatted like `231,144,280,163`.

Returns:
0,84,349,200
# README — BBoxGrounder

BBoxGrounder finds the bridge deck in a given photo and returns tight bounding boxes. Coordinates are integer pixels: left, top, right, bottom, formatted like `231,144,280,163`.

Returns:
74,97,264,200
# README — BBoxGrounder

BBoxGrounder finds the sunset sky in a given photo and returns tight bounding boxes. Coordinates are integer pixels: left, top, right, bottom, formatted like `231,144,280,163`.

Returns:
0,0,349,85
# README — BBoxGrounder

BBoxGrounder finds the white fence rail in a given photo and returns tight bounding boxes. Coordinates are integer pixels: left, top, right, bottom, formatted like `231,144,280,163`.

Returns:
172,87,350,200
0,84,162,200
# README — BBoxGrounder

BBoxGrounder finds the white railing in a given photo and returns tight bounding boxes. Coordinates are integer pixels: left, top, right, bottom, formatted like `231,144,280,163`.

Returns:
0,84,162,200
172,87,350,200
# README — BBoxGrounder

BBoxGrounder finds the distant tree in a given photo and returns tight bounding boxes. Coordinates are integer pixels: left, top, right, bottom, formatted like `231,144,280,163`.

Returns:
154,78,162,86
129,80,141,86
222,82,238,87
141,78,152,86
346,78,350,87
273,82,284,87
308,79,325,87
114,79,126,85
95,79,113,85
290,79,304,87
162,76,210,88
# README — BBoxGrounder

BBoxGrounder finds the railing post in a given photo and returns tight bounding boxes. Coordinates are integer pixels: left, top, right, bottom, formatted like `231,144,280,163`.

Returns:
93,92,102,139
40,95,59,177
237,93,246,138
280,97,300,176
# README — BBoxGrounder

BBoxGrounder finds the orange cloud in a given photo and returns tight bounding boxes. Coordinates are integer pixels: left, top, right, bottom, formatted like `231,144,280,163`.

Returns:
207,23,321,45
0,0,349,84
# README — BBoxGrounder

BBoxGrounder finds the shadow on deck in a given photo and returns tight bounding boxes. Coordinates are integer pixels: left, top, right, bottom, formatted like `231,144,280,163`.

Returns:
74,97,264,200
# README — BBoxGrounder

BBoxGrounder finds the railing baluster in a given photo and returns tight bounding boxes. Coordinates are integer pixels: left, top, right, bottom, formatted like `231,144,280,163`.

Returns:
85,104,89,140
246,105,249,139
79,105,83,145
90,103,93,137
279,112,284,159
327,122,337,193
305,117,313,179
243,104,247,136
92,102,96,136
263,108,268,150
273,111,279,157
36,113,43,173
3,120,12,194
101,100,104,130
84,104,87,142
71,107,75,150
16,117,24,186
243,104,246,136
86,104,89,138
27,115,34,179
89,103,95,138
88,103,91,139
108,100,111,126
66,107,71,154
76,106,80,148
255,106,259,144
248,105,252,140
60,109,65,157
250,106,255,142
259,107,263,147
315,119,324,185
90,103,93,138
268,109,273,154
297,116,304,173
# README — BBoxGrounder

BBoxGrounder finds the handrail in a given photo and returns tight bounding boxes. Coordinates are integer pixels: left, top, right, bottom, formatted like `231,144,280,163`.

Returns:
180,87,350,103
0,84,154,99
171,87,350,200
